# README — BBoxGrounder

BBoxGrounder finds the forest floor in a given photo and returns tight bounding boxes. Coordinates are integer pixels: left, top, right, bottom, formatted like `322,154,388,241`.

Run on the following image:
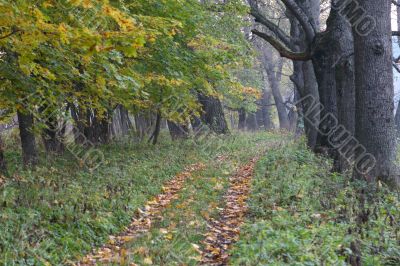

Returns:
0,132,399,265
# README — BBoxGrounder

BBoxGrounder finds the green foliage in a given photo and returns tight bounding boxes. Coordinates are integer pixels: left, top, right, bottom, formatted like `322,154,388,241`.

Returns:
231,140,400,265
0,0,261,124
0,132,270,265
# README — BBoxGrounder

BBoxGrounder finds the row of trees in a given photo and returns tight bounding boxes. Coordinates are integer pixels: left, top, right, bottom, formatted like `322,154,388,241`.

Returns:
0,0,270,174
247,0,399,185
2,0,398,186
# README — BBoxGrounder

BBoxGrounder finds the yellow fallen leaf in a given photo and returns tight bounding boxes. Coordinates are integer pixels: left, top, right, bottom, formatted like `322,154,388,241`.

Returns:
143,257,153,265
165,233,173,240
120,235,135,242
159,228,168,234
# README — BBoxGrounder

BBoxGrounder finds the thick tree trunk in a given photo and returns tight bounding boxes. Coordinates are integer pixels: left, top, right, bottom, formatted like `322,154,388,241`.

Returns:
352,0,397,184
117,105,132,136
396,5,400,139
168,120,189,140
40,106,65,154
300,62,320,148
257,87,273,130
238,108,246,130
261,54,290,130
329,9,356,172
110,107,121,139
41,119,65,154
197,93,229,134
288,6,320,149
246,113,257,131
149,112,162,145
288,89,299,132
17,109,38,166
97,114,111,144
311,31,338,150
0,135,7,176
135,112,154,141
191,116,203,134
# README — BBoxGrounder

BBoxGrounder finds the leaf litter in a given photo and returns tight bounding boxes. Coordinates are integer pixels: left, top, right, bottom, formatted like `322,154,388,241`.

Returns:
200,157,258,266
76,163,205,265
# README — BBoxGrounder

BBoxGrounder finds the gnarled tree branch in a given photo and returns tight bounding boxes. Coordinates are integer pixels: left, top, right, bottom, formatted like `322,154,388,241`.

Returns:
252,29,311,61
280,0,316,43
248,0,295,48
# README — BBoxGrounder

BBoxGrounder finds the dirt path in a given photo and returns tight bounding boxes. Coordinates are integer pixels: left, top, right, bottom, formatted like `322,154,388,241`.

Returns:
76,163,205,265
200,157,258,265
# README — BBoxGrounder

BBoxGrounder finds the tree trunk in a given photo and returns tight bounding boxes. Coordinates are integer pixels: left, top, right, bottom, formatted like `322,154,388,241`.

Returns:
135,112,154,141
246,112,257,131
39,105,65,154
17,109,38,166
197,93,229,134
261,54,290,130
149,112,162,145
288,9,319,149
288,89,299,132
0,135,7,176
115,105,131,137
329,9,356,172
70,104,88,145
238,108,246,130
395,5,400,139
352,0,397,184
311,30,339,150
257,88,273,130
191,116,203,134
168,120,189,140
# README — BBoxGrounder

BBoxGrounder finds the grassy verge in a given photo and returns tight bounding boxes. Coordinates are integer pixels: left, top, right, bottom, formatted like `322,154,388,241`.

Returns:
0,131,273,265
230,139,400,265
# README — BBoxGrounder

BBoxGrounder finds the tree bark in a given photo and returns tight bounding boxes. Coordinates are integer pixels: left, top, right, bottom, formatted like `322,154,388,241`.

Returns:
191,116,203,134
246,112,257,131
115,104,131,137
0,135,7,176
329,9,356,172
288,8,319,149
288,89,299,132
168,120,189,140
197,93,229,134
238,108,246,130
39,105,65,154
261,52,290,130
395,4,400,139
149,112,162,145
311,32,338,150
352,0,397,184
17,109,38,166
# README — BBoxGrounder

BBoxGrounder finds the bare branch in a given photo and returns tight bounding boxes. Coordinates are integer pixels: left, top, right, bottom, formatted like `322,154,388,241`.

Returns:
252,29,311,61
248,1,295,48
393,63,400,73
280,0,316,43
0,29,20,40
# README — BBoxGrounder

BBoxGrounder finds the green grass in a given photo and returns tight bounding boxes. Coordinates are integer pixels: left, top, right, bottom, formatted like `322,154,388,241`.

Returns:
0,131,275,265
230,139,400,265
121,131,273,265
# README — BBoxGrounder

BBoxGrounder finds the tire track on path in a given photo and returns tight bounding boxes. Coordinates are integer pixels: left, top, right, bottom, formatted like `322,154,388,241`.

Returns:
200,157,258,266
76,162,205,265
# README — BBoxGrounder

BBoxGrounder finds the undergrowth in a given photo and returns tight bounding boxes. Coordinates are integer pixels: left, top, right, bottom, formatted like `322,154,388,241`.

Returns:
0,131,274,265
231,140,400,265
